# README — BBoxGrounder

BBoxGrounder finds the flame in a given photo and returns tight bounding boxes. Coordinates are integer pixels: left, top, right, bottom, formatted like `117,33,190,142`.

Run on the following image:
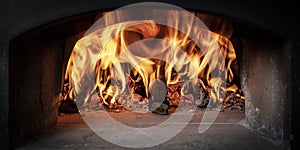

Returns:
63,10,240,108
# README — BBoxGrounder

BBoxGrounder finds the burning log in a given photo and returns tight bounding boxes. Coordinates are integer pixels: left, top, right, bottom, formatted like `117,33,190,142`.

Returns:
58,82,79,113
167,82,181,107
58,97,79,114
60,20,245,114
220,92,245,111
180,79,211,108
59,71,245,114
149,79,169,115
128,73,147,98
118,91,149,112
151,102,169,115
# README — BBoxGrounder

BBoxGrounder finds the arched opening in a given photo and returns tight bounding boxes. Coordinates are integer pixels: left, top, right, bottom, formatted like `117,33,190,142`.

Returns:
9,6,286,149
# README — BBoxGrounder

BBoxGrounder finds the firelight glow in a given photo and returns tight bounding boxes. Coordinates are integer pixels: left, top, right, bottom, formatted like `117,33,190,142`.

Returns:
64,21,237,107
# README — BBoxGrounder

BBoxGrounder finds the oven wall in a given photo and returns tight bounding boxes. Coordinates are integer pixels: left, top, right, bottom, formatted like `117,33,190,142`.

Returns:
8,12,100,148
240,30,285,141
9,32,63,148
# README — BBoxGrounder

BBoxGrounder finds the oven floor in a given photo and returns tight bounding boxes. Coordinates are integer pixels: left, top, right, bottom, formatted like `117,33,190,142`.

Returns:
17,109,280,150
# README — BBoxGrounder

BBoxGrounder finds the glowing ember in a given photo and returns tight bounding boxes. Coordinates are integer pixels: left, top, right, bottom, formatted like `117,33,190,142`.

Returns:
61,11,244,113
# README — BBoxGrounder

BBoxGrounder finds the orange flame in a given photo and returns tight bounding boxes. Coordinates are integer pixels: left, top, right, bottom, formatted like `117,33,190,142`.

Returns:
64,10,239,107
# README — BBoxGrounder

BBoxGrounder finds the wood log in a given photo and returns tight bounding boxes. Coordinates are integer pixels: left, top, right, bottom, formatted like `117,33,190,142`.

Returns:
149,79,169,115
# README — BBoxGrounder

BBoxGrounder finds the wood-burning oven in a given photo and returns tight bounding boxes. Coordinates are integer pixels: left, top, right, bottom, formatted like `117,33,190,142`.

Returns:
2,0,299,149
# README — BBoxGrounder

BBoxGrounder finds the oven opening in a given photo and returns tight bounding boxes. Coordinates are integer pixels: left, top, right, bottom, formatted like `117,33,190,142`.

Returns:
9,5,286,149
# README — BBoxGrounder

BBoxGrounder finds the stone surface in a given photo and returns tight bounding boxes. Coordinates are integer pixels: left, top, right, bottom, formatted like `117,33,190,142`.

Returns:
242,31,285,142
8,13,100,148
17,110,280,150
9,34,62,148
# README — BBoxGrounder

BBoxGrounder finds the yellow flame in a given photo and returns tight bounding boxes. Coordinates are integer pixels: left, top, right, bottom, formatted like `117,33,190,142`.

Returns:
64,11,239,106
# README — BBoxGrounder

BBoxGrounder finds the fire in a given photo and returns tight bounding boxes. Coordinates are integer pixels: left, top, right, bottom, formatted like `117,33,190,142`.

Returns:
62,10,243,111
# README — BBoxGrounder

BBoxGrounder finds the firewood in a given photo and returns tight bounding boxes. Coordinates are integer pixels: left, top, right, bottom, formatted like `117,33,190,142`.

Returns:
149,80,169,115
58,98,79,113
